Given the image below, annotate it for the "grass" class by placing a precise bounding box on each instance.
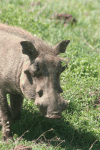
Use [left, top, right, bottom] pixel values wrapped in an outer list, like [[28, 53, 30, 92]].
[[0, 0, 100, 149]]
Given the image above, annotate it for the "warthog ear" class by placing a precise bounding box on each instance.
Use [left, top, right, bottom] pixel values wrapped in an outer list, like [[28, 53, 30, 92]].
[[20, 41, 38, 59], [53, 40, 70, 55]]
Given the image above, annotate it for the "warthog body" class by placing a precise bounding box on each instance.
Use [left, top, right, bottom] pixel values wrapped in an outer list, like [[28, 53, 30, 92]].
[[0, 23, 70, 141]]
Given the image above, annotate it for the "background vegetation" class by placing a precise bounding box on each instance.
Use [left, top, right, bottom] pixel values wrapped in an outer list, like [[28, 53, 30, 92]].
[[0, 0, 100, 149]]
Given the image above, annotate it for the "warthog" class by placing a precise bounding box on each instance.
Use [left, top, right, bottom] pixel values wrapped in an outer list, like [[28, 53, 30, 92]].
[[0, 23, 70, 141]]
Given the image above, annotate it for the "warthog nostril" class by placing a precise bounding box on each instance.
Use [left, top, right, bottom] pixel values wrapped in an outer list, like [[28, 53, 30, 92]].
[[38, 90, 43, 97]]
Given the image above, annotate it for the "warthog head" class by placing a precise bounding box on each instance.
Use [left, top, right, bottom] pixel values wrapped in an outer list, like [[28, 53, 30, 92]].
[[20, 40, 70, 119]]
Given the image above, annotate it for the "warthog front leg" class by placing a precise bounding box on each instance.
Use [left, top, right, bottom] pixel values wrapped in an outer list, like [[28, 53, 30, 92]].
[[9, 94, 23, 122], [0, 90, 13, 141]]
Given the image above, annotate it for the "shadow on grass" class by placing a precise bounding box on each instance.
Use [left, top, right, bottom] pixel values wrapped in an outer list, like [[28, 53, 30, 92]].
[[11, 107, 100, 150]]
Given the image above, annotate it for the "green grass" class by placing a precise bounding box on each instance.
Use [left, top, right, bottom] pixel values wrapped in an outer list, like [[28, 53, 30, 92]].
[[0, 0, 100, 149]]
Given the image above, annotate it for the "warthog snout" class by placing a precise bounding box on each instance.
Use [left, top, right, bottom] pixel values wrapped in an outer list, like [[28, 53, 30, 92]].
[[35, 94, 69, 119]]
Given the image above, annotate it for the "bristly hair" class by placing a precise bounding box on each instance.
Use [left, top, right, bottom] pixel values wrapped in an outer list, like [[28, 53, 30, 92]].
[[0, 23, 33, 41]]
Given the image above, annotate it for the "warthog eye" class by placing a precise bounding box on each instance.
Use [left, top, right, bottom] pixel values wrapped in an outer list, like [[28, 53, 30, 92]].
[[35, 62, 39, 72], [30, 62, 40, 75], [24, 61, 40, 77], [57, 62, 63, 74], [32, 62, 43, 77]]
